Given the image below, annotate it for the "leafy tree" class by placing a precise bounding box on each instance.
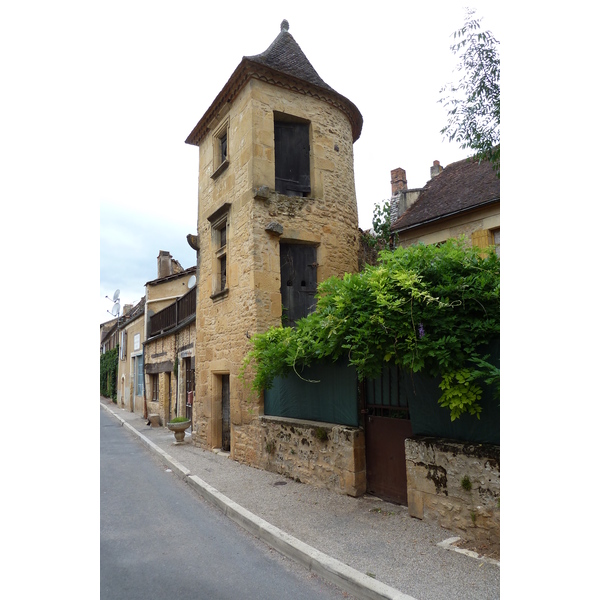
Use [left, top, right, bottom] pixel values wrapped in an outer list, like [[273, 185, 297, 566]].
[[241, 238, 499, 420], [439, 8, 500, 173], [366, 198, 392, 249]]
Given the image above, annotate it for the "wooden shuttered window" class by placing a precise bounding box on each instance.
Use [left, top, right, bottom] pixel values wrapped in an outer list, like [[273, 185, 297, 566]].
[[280, 243, 317, 327], [274, 120, 310, 196]]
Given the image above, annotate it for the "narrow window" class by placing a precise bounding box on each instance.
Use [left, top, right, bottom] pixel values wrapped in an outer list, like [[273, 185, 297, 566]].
[[219, 132, 227, 165], [152, 374, 159, 402], [211, 118, 230, 179], [274, 117, 310, 196], [208, 203, 231, 300], [219, 254, 227, 292]]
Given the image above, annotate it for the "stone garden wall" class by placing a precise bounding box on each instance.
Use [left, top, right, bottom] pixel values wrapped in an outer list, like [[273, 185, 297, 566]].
[[256, 415, 366, 497], [405, 436, 500, 549]]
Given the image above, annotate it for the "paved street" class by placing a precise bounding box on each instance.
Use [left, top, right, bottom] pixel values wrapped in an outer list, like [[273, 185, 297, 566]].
[[100, 408, 357, 599]]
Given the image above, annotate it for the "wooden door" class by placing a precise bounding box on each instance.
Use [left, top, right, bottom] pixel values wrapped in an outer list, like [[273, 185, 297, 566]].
[[221, 375, 230, 452], [185, 358, 194, 421]]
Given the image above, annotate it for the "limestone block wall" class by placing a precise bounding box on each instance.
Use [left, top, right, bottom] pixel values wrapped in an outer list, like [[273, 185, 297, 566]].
[[192, 78, 360, 466], [405, 437, 500, 548], [145, 334, 176, 424], [252, 416, 366, 497]]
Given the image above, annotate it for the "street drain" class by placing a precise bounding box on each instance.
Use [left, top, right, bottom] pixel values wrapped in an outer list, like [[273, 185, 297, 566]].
[[274, 481, 287, 486]]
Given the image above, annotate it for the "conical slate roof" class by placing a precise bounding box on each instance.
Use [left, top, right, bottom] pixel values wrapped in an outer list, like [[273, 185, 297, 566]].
[[244, 19, 334, 93], [186, 20, 362, 145]]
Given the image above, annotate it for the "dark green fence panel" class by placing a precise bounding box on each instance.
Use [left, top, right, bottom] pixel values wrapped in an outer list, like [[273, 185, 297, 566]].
[[401, 340, 500, 445], [264, 360, 359, 427]]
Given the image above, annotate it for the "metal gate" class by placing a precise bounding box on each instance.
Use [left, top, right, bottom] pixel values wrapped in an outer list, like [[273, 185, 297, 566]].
[[364, 366, 413, 505]]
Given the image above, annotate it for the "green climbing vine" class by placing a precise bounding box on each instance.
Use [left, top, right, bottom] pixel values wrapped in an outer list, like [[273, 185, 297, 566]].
[[241, 238, 499, 420], [100, 347, 119, 402]]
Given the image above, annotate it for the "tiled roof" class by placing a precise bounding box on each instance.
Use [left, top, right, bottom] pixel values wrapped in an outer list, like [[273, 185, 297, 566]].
[[390, 156, 500, 233], [185, 20, 362, 145], [146, 266, 196, 286]]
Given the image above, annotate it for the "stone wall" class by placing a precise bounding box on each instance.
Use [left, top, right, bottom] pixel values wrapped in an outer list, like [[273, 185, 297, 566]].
[[144, 321, 196, 425], [405, 437, 499, 548], [192, 77, 360, 462], [253, 416, 366, 497]]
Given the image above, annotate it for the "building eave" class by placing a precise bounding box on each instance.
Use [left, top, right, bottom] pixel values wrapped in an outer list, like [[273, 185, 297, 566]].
[[185, 58, 362, 147], [391, 197, 500, 235]]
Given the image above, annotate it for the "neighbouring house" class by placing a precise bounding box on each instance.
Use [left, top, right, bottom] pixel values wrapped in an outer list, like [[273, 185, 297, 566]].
[[144, 280, 197, 426], [389, 155, 500, 254], [100, 318, 119, 354], [142, 252, 196, 421], [387, 155, 500, 551], [184, 20, 366, 495], [102, 250, 194, 416], [116, 298, 145, 412]]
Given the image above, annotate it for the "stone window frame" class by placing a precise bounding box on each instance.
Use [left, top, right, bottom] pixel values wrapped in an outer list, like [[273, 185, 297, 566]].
[[211, 117, 230, 180], [208, 203, 231, 301]]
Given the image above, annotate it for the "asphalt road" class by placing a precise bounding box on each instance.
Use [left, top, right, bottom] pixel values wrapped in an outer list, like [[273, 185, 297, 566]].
[[100, 409, 356, 600]]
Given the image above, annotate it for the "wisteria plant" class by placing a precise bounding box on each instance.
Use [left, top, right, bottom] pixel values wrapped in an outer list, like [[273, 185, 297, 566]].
[[241, 238, 499, 420]]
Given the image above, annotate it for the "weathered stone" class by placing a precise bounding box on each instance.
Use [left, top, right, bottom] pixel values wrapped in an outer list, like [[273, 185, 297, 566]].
[[405, 437, 499, 547]]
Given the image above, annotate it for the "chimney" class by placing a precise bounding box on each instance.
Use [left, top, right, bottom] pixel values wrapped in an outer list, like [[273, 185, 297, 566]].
[[430, 160, 444, 178], [157, 250, 174, 279], [122, 304, 133, 316], [391, 167, 407, 196]]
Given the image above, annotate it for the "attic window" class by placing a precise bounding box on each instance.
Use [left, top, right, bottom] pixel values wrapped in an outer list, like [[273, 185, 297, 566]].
[[274, 115, 311, 197]]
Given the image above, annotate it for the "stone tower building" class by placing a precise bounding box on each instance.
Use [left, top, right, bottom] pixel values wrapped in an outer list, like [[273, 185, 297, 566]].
[[185, 21, 363, 466]]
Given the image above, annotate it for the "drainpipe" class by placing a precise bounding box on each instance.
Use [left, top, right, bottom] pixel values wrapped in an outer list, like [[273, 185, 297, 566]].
[[142, 344, 148, 419]]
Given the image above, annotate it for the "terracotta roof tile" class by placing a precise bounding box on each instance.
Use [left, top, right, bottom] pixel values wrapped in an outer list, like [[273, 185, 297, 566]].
[[391, 156, 500, 233]]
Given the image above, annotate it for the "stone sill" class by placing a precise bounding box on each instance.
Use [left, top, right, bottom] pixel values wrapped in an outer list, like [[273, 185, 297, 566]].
[[210, 288, 229, 302], [210, 159, 229, 180]]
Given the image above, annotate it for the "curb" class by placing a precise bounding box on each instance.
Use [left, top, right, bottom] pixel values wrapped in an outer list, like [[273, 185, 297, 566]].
[[101, 403, 417, 600]]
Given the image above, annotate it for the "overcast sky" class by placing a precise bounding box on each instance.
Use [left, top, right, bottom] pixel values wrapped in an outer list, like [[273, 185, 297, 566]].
[[4, 1, 502, 324], [4, 3, 600, 591], [89, 1, 506, 324]]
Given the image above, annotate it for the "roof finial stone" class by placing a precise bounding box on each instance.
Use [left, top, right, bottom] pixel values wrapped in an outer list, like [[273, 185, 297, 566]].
[[281, 19, 289, 32]]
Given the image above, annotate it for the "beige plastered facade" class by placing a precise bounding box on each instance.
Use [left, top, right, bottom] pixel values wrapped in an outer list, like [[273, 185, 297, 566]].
[[394, 203, 500, 251], [116, 313, 145, 415], [191, 78, 362, 492], [146, 271, 196, 322]]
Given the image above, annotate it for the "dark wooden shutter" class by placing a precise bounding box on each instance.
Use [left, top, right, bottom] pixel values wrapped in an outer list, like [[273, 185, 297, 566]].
[[274, 121, 310, 195], [280, 244, 317, 326]]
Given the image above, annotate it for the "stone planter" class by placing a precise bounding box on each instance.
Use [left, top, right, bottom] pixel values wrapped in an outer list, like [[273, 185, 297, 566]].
[[166, 420, 191, 444]]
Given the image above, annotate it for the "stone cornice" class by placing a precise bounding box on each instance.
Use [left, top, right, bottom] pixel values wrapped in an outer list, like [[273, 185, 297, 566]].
[[185, 58, 362, 146]]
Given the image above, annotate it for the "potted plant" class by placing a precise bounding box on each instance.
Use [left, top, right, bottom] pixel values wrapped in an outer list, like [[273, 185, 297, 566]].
[[167, 416, 191, 444]]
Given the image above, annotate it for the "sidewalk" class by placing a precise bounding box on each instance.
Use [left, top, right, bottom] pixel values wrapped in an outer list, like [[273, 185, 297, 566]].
[[100, 398, 499, 600]]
